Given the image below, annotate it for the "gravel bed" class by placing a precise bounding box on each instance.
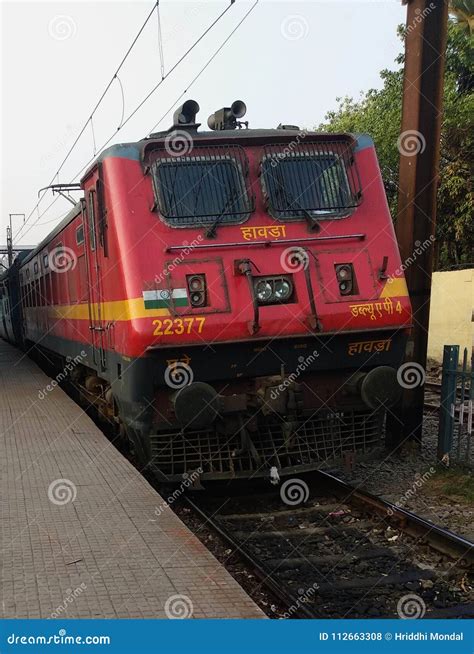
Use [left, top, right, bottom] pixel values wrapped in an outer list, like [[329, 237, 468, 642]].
[[336, 412, 474, 541]]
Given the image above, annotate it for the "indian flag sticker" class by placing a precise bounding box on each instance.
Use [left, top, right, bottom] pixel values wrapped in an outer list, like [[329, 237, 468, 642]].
[[143, 288, 188, 309]]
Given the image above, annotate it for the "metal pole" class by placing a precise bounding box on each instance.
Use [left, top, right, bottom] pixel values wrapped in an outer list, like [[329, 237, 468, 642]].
[[386, 0, 449, 447], [7, 213, 25, 267], [6, 225, 12, 267], [437, 345, 459, 461]]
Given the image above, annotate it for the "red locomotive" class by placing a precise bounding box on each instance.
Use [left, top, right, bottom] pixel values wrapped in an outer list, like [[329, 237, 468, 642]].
[[0, 100, 412, 482]]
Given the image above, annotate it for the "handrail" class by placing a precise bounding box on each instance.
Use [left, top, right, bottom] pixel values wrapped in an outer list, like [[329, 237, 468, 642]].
[[165, 233, 365, 252]]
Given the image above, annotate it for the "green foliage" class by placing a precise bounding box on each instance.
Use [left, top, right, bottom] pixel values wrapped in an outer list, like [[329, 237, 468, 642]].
[[318, 21, 473, 269], [448, 0, 474, 34], [426, 466, 474, 503]]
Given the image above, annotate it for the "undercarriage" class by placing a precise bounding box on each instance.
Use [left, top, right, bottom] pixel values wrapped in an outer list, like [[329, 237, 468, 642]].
[[148, 408, 385, 482]]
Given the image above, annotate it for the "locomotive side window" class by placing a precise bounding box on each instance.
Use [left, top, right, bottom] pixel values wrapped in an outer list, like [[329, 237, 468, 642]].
[[76, 224, 85, 245], [151, 155, 252, 227], [87, 191, 97, 251], [96, 177, 108, 256]]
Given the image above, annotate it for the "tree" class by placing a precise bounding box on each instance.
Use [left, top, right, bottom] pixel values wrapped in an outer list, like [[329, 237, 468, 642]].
[[318, 17, 473, 269], [449, 0, 474, 33]]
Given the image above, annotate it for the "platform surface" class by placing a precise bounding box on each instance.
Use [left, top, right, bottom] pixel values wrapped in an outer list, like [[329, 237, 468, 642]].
[[0, 340, 264, 619]]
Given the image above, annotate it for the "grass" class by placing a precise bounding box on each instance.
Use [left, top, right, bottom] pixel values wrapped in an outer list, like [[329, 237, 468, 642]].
[[425, 466, 474, 504]]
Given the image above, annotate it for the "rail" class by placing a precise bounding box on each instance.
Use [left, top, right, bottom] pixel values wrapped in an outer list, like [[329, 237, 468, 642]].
[[183, 470, 473, 618]]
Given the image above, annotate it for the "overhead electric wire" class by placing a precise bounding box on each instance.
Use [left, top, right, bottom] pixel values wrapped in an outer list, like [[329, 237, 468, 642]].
[[15, 0, 249, 245], [156, 0, 165, 79], [27, 0, 241, 210], [14, 0, 160, 243], [33, 211, 73, 227], [93, 0, 236, 136], [14, 0, 236, 245], [115, 75, 126, 129], [147, 0, 259, 136]]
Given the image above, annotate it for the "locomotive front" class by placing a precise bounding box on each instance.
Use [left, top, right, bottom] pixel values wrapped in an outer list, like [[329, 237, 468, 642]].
[[91, 100, 412, 483]]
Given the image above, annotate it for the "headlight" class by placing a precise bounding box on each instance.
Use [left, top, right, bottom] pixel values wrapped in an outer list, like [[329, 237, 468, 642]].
[[254, 276, 293, 305], [255, 280, 273, 302], [273, 278, 292, 301]]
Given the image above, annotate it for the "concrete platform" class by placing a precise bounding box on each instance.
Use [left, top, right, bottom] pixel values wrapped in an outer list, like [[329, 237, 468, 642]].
[[0, 340, 264, 619]]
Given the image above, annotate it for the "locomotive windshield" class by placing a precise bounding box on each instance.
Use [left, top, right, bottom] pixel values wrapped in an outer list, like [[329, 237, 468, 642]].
[[262, 152, 358, 221], [152, 156, 252, 227]]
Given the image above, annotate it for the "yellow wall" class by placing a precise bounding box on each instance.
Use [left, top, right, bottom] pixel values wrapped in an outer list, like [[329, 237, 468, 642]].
[[427, 269, 474, 362]]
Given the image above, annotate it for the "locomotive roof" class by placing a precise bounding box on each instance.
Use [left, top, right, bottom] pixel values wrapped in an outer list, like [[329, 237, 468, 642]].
[[20, 202, 82, 268], [18, 129, 373, 270], [81, 129, 373, 181]]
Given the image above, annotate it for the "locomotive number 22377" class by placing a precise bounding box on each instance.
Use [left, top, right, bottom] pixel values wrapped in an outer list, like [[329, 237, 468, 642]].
[[152, 317, 206, 336]]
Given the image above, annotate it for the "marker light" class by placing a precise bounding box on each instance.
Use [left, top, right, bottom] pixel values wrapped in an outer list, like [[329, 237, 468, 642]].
[[335, 264, 355, 296], [187, 274, 207, 307]]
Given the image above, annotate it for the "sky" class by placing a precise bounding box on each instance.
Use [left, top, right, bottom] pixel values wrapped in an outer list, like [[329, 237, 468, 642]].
[[1, 0, 407, 248]]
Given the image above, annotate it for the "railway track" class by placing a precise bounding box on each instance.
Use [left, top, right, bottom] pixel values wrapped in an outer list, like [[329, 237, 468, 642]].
[[424, 379, 472, 413], [184, 471, 473, 619], [424, 381, 445, 412], [424, 380, 441, 402]]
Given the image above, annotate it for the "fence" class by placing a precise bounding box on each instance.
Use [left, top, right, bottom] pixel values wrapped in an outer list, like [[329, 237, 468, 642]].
[[438, 345, 473, 466]]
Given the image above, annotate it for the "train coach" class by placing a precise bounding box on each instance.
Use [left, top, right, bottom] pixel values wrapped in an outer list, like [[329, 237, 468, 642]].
[[1, 100, 412, 483]]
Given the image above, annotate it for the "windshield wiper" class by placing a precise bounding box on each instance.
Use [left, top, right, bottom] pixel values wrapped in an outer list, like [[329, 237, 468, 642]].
[[272, 166, 320, 232], [205, 186, 242, 239]]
